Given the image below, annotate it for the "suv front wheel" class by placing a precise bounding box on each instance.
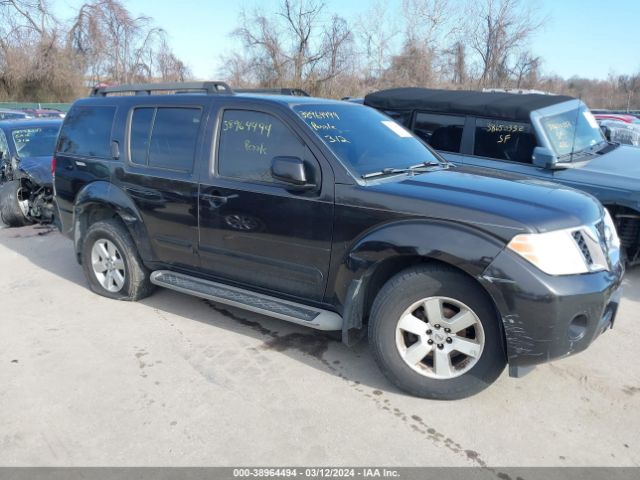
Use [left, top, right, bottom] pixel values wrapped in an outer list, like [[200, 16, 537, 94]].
[[81, 219, 155, 301], [369, 264, 506, 400]]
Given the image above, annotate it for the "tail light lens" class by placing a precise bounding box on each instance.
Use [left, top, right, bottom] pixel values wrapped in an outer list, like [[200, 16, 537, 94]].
[[51, 157, 56, 176]]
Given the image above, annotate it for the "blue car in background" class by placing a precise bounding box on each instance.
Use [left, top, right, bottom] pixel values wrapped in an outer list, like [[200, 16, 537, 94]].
[[0, 118, 62, 226], [362, 88, 640, 265]]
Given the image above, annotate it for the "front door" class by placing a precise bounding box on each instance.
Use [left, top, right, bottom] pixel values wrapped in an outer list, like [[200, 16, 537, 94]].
[[198, 107, 334, 302]]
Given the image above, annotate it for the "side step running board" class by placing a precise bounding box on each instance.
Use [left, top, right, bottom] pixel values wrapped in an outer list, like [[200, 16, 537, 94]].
[[150, 270, 343, 331]]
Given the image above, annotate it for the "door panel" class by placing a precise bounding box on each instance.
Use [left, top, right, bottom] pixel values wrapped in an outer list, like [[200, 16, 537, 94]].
[[198, 107, 333, 302], [199, 183, 332, 300], [118, 105, 204, 270], [114, 168, 199, 269]]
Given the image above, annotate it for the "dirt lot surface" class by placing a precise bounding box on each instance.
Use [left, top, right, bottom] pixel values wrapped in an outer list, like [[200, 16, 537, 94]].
[[0, 224, 638, 467]]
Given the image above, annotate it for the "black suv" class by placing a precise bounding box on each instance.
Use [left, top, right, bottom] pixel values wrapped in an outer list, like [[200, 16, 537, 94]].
[[53, 82, 623, 399]]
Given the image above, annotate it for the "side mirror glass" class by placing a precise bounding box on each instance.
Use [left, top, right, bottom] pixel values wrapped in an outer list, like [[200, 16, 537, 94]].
[[532, 146, 559, 169], [271, 156, 316, 189]]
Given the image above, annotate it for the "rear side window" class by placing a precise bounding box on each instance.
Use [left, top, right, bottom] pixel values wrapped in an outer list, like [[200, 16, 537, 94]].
[[128, 107, 202, 171], [413, 113, 465, 153], [217, 109, 308, 183], [473, 119, 536, 164], [382, 110, 412, 128], [57, 105, 115, 158], [129, 108, 154, 165]]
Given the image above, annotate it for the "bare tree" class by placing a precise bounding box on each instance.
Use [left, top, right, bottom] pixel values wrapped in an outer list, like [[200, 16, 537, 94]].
[[511, 50, 540, 88], [68, 0, 186, 85], [225, 0, 353, 95], [0, 0, 81, 100], [618, 74, 640, 112], [355, 0, 398, 83], [465, 0, 544, 87]]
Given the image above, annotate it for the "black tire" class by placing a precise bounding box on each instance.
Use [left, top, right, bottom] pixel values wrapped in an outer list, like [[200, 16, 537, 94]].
[[368, 264, 506, 400], [81, 219, 155, 301], [0, 180, 32, 227]]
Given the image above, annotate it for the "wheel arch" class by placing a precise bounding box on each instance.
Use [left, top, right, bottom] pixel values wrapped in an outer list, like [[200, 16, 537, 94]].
[[72, 181, 152, 265], [602, 203, 640, 264], [335, 219, 509, 346]]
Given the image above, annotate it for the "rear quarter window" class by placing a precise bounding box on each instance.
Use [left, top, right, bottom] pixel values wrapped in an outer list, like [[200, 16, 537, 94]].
[[57, 105, 115, 158]]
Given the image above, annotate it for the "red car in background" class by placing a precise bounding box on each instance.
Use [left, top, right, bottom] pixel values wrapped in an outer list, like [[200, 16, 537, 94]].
[[19, 108, 66, 119], [594, 113, 640, 124]]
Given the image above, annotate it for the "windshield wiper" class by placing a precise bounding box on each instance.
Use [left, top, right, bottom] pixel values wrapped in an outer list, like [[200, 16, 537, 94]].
[[361, 161, 446, 179]]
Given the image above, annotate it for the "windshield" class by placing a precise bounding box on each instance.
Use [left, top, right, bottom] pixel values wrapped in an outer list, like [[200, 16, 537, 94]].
[[11, 126, 59, 158], [540, 106, 605, 158], [292, 103, 442, 177]]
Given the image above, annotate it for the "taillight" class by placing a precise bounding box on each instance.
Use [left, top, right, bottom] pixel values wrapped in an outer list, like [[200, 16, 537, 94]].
[[51, 157, 56, 176]]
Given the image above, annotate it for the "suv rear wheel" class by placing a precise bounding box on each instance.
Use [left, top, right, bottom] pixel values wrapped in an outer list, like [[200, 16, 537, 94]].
[[368, 264, 506, 400], [81, 219, 155, 301]]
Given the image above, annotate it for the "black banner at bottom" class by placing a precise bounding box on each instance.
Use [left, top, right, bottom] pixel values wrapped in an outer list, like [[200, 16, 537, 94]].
[[0, 468, 638, 480]]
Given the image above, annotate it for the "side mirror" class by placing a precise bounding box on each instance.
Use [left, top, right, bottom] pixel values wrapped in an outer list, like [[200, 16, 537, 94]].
[[271, 156, 316, 189], [532, 146, 561, 169]]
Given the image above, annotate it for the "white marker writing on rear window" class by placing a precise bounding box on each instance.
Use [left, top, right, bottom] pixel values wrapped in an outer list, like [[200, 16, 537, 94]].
[[381, 120, 412, 138]]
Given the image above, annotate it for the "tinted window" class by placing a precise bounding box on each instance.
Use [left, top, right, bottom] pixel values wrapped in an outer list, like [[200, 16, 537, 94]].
[[57, 105, 115, 158], [129, 108, 154, 165], [218, 110, 308, 183], [11, 126, 60, 158], [382, 110, 412, 127], [128, 107, 202, 171], [414, 113, 465, 153], [473, 119, 536, 164], [148, 108, 201, 171], [293, 104, 442, 178]]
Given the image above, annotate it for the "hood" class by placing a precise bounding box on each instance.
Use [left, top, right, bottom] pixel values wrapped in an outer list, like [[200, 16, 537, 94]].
[[571, 145, 640, 192], [17, 156, 53, 186], [361, 165, 602, 238]]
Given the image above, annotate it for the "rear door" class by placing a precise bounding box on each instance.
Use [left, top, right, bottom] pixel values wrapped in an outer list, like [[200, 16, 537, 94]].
[[116, 102, 206, 270], [197, 105, 334, 302]]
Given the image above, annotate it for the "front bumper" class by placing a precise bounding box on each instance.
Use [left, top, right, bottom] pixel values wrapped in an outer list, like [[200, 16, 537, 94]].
[[479, 249, 624, 372]]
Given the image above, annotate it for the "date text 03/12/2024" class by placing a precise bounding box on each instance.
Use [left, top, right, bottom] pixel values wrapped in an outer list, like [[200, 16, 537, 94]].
[[232, 468, 401, 478]]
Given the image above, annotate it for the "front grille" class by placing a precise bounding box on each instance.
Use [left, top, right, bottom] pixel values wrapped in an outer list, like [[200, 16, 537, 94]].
[[572, 231, 594, 266]]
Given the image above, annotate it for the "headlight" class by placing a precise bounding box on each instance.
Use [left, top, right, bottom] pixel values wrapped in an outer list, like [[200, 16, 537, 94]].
[[507, 229, 591, 275], [603, 209, 621, 250]]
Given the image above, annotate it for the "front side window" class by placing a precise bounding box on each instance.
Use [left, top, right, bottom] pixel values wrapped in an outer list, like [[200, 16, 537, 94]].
[[11, 126, 60, 158], [473, 119, 536, 164], [57, 105, 115, 158], [293, 103, 442, 178], [540, 106, 605, 158], [414, 113, 465, 153], [218, 109, 308, 183], [128, 107, 202, 171]]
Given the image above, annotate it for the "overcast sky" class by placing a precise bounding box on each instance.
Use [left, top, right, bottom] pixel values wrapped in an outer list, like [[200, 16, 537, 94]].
[[53, 0, 640, 80]]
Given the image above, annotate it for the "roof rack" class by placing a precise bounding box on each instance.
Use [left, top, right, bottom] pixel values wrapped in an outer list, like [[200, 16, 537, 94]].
[[235, 88, 310, 97], [90, 81, 234, 97]]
